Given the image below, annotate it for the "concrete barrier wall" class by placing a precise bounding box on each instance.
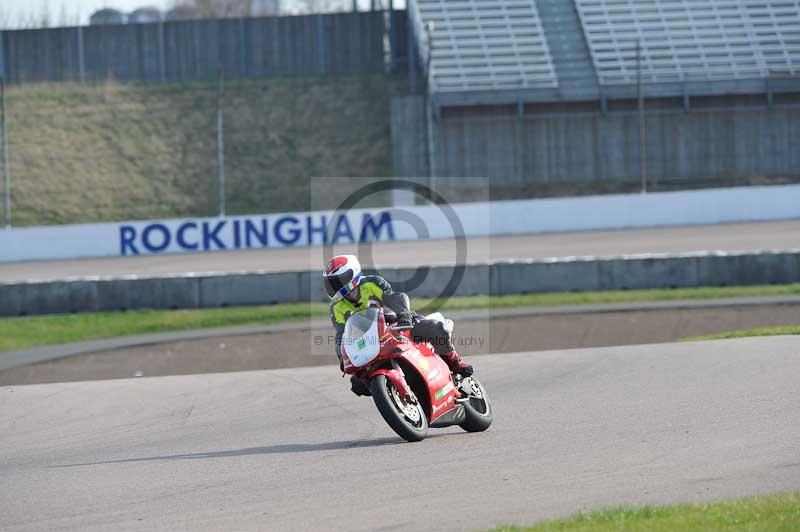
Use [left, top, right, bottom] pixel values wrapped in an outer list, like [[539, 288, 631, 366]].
[[436, 95, 800, 186], [2, 251, 799, 316]]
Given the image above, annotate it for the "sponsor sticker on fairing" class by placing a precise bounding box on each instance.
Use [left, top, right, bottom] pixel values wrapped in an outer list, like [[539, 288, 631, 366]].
[[432, 396, 454, 415], [426, 367, 442, 383], [434, 382, 455, 400]]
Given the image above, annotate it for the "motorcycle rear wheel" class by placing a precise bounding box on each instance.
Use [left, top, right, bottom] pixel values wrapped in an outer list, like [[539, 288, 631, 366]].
[[370, 375, 428, 442], [459, 376, 493, 433]]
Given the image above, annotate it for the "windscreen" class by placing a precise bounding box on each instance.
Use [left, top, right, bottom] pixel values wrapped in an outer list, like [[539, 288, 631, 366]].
[[342, 308, 381, 367]]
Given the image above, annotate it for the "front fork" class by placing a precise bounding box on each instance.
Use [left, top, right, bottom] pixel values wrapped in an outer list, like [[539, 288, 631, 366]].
[[365, 360, 413, 400]]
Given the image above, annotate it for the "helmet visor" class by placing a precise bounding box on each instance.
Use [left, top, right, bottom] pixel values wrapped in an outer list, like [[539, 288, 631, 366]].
[[323, 270, 354, 299]]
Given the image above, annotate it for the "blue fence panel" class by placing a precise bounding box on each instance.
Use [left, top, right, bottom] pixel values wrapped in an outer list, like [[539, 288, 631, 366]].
[[0, 11, 398, 85]]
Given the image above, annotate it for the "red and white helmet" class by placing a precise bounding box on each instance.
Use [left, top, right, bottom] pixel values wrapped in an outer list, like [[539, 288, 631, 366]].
[[323, 255, 362, 301]]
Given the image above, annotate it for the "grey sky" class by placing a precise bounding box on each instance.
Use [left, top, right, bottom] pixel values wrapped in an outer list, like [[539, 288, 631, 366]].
[[1, 1, 169, 26], [0, 0, 392, 28]]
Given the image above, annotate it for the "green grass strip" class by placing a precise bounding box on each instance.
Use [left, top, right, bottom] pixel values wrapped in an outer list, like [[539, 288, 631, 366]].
[[684, 325, 800, 342], [1, 283, 800, 353], [492, 492, 800, 531], [421, 283, 800, 311], [0, 303, 324, 353]]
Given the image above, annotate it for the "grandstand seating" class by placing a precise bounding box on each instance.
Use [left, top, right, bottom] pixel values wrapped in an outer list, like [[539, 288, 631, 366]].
[[408, 0, 559, 92], [574, 0, 800, 85]]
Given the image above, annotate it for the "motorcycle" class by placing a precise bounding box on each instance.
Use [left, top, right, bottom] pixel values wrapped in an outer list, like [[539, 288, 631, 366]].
[[341, 307, 493, 442]]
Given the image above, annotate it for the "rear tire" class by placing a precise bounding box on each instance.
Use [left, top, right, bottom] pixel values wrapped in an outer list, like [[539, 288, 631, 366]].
[[459, 376, 493, 433], [370, 375, 428, 442]]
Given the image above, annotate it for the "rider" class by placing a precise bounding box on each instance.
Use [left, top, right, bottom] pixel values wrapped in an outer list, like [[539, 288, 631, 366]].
[[323, 254, 473, 396]]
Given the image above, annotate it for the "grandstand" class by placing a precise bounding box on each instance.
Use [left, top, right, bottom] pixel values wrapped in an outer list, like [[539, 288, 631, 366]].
[[408, 0, 558, 92], [576, 0, 800, 88], [408, 0, 800, 102], [400, 0, 800, 188]]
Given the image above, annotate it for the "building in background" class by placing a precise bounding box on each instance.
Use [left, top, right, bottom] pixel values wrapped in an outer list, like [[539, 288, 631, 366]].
[[129, 7, 163, 24], [254, 0, 281, 16], [89, 8, 126, 25], [164, 5, 199, 21]]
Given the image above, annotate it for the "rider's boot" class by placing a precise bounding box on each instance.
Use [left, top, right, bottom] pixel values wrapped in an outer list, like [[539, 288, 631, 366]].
[[440, 350, 473, 377]]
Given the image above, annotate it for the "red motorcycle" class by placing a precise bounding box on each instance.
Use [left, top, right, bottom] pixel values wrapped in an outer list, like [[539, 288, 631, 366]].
[[341, 307, 493, 442]]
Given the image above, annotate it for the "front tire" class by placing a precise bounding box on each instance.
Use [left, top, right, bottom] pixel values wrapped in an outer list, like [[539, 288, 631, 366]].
[[459, 376, 493, 433], [370, 375, 428, 442]]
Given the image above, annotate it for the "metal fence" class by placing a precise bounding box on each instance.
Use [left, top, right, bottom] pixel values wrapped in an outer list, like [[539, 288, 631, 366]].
[[0, 10, 408, 85]]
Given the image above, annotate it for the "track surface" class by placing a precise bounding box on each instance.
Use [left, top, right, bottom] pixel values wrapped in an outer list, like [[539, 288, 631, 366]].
[[2, 337, 798, 531], [2, 220, 799, 282]]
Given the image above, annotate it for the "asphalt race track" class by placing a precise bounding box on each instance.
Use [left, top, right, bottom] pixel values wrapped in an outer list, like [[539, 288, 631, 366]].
[[2, 220, 800, 282], [2, 337, 798, 531]]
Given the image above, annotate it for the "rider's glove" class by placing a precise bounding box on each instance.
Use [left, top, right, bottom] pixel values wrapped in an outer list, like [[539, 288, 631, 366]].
[[396, 310, 414, 327], [384, 308, 399, 324]]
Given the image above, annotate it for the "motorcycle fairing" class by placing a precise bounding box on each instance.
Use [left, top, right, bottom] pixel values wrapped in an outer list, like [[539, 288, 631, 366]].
[[429, 404, 465, 428], [396, 347, 460, 424]]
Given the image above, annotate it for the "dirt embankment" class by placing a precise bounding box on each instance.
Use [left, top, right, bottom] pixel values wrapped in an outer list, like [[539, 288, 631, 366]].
[[7, 76, 395, 226]]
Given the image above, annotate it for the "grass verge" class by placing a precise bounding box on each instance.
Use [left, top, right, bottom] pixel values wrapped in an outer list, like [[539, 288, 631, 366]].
[[684, 325, 800, 342], [492, 492, 800, 531], [1, 283, 800, 352]]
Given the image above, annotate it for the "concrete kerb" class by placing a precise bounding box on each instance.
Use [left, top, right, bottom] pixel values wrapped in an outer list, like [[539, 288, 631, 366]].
[[199, 271, 302, 307], [597, 254, 702, 290], [695, 250, 800, 287], [97, 276, 201, 311], [1, 250, 800, 316], [381, 264, 492, 298]]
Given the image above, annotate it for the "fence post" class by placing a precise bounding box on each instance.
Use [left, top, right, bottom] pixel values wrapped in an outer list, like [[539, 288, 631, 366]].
[[388, 5, 396, 73], [158, 22, 167, 83], [239, 18, 247, 78], [77, 26, 86, 83], [315, 15, 326, 75], [407, 16, 416, 93], [637, 40, 647, 194], [1, 77, 9, 228], [0, 31, 5, 81], [425, 28, 437, 183], [216, 65, 226, 217], [515, 101, 525, 181]]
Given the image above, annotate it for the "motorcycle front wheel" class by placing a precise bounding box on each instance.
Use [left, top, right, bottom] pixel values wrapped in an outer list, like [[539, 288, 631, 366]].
[[370, 375, 428, 442]]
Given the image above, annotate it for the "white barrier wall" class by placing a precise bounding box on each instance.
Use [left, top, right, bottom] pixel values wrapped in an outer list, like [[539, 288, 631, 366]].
[[1, 184, 799, 263]]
